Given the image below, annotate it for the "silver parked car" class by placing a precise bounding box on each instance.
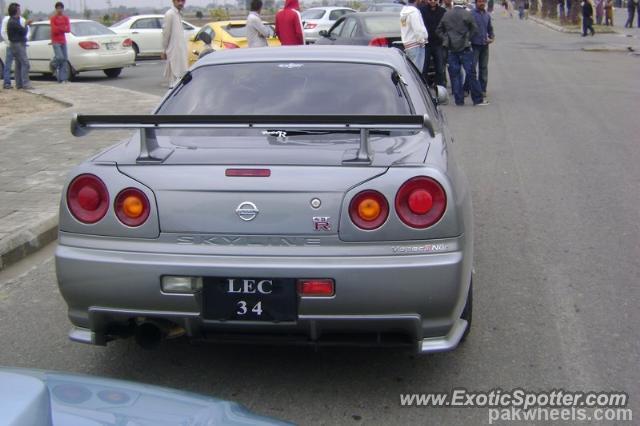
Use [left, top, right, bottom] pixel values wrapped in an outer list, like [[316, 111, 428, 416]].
[[56, 46, 473, 354], [300, 7, 356, 43]]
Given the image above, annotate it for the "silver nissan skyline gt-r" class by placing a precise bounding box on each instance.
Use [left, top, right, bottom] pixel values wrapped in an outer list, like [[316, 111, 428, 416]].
[[55, 45, 473, 354]]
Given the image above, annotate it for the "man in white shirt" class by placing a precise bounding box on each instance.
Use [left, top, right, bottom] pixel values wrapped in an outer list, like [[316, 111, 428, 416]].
[[400, 0, 428, 72], [161, 0, 188, 88], [246, 0, 272, 48]]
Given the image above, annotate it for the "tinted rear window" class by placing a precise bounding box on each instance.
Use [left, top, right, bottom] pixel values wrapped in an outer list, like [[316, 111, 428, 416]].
[[301, 9, 326, 19], [71, 21, 115, 36], [158, 62, 411, 116], [363, 16, 401, 34], [225, 25, 247, 37]]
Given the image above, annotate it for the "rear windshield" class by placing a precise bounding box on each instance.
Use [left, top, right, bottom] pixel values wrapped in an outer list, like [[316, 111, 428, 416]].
[[158, 62, 412, 116], [301, 9, 326, 19], [225, 25, 247, 37], [71, 21, 115, 36], [363, 16, 401, 34]]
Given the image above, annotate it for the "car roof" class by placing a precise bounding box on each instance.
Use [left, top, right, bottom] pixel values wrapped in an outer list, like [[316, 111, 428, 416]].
[[194, 45, 407, 69], [303, 6, 356, 11], [32, 19, 97, 25], [208, 20, 248, 26]]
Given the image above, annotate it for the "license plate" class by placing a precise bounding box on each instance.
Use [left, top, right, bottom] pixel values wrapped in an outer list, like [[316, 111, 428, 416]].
[[105, 43, 115, 50], [203, 277, 297, 321]]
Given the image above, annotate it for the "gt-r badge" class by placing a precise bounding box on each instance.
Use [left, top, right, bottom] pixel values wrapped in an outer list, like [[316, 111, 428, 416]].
[[236, 201, 259, 221], [313, 216, 331, 231]]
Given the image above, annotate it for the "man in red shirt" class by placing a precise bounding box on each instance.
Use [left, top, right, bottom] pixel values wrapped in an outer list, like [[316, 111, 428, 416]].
[[50, 2, 71, 83], [275, 0, 304, 45]]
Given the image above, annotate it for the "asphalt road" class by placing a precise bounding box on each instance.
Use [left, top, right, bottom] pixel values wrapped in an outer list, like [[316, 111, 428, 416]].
[[2, 16, 640, 425]]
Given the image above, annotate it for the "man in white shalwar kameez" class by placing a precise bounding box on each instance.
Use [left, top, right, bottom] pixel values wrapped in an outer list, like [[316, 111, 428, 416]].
[[161, 0, 188, 88]]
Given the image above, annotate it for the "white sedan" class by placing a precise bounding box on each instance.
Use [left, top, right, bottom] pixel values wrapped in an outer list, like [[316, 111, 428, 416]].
[[0, 19, 135, 79], [110, 14, 198, 58], [301, 7, 356, 43]]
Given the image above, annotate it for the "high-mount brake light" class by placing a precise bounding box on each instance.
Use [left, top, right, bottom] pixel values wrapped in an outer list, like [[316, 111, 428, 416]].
[[368, 37, 389, 47], [349, 190, 389, 230], [79, 41, 100, 50], [66, 174, 109, 224], [115, 188, 150, 227], [395, 177, 446, 228], [225, 168, 271, 177]]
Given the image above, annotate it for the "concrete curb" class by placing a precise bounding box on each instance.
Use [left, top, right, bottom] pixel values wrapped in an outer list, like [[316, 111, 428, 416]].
[[0, 214, 58, 270]]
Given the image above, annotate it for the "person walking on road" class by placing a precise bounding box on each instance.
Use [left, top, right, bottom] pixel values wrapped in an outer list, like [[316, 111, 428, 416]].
[[582, 0, 595, 36], [6, 2, 33, 90], [50, 2, 71, 83], [246, 0, 272, 48], [161, 0, 188, 88], [2, 2, 28, 89], [436, 0, 487, 106], [401, 0, 428, 72], [275, 0, 304, 45], [468, 0, 494, 97], [419, 0, 447, 86], [624, 0, 638, 27]]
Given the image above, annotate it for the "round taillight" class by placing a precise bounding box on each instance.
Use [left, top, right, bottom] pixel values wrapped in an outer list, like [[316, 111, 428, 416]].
[[395, 177, 446, 228], [66, 174, 109, 224], [349, 190, 389, 230], [115, 188, 150, 227]]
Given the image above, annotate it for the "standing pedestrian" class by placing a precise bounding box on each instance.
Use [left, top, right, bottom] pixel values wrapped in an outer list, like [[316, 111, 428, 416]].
[[624, 0, 638, 27], [401, 0, 428, 72], [419, 0, 447, 86], [246, 0, 272, 48], [437, 0, 487, 106], [604, 0, 613, 25], [275, 0, 304, 45], [6, 2, 32, 90], [2, 2, 28, 89], [595, 0, 604, 24], [50, 2, 70, 83], [161, 0, 188, 88], [582, 0, 595, 35], [468, 0, 494, 97]]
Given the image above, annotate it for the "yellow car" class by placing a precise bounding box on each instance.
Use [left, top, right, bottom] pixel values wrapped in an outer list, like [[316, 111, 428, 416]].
[[188, 20, 281, 65]]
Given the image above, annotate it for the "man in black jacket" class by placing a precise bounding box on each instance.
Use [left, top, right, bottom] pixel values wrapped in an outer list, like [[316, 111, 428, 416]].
[[419, 0, 447, 87], [7, 2, 33, 89]]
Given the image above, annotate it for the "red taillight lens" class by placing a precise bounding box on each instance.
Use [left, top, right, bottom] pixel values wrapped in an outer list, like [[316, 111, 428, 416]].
[[79, 41, 100, 50], [122, 38, 133, 47], [297, 279, 335, 296], [368, 37, 389, 47], [114, 188, 150, 227], [349, 190, 389, 230], [223, 41, 239, 49], [395, 177, 446, 228], [225, 168, 271, 177], [66, 174, 109, 224], [304, 22, 317, 29]]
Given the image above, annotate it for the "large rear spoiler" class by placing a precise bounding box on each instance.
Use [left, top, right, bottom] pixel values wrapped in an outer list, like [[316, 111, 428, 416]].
[[71, 114, 435, 164]]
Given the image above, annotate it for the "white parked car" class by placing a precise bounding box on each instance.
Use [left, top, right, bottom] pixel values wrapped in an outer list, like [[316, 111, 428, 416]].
[[0, 19, 135, 79], [300, 7, 356, 43], [110, 14, 199, 58]]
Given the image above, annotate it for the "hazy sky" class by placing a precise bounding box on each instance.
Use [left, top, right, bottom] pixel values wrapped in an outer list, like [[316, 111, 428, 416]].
[[16, 1, 212, 13]]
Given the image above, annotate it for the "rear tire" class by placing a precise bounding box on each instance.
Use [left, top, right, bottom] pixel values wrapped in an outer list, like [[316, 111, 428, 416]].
[[104, 68, 122, 78], [132, 43, 140, 60]]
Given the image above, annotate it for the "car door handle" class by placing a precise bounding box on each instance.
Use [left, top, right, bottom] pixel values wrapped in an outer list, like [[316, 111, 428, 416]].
[[132, 31, 139, 34], [48, 42, 52, 45]]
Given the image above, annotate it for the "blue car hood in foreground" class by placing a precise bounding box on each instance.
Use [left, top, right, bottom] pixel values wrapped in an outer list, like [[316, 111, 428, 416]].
[[0, 367, 292, 426]]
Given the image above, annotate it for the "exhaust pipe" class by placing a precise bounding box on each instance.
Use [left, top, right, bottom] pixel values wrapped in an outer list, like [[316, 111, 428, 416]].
[[134, 320, 186, 350]]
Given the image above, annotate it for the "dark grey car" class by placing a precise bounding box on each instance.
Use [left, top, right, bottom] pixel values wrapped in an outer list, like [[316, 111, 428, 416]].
[[56, 46, 473, 354]]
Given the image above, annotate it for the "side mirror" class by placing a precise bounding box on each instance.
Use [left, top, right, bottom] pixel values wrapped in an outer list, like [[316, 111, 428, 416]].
[[319, 30, 329, 37], [435, 85, 449, 105], [196, 32, 212, 45]]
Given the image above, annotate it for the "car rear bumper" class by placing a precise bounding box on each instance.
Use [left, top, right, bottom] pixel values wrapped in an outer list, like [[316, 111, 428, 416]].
[[72, 49, 135, 72], [56, 233, 472, 354]]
